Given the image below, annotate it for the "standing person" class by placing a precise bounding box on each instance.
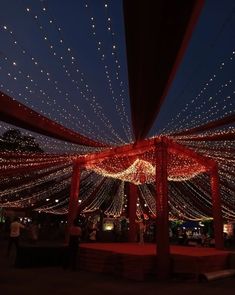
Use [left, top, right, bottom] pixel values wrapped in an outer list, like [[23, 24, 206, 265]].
[[136, 214, 146, 244], [88, 228, 97, 242], [29, 221, 39, 244], [64, 218, 82, 271], [7, 217, 25, 257]]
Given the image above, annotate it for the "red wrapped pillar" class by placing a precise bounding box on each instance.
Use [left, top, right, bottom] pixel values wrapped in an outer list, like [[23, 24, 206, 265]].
[[128, 182, 138, 242], [210, 164, 224, 249], [155, 139, 171, 279], [66, 161, 81, 242]]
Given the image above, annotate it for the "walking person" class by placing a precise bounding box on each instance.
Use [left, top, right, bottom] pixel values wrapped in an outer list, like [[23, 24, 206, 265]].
[[64, 218, 82, 271], [7, 217, 25, 257]]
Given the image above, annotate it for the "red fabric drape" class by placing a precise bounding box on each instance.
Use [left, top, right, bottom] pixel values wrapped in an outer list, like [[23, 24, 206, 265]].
[[123, 0, 205, 141], [0, 92, 108, 147], [171, 114, 235, 137], [167, 138, 214, 169], [175, 131, 235, 142]]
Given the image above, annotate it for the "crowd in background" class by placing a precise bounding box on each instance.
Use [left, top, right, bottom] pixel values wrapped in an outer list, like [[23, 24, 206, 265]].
[[0, 213, 234, 249]]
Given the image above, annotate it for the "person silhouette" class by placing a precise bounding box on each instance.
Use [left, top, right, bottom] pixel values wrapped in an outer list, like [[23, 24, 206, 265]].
[[136, 214, 146, 244], [7, 217, 25, 257], [64, 218, 82, 271]]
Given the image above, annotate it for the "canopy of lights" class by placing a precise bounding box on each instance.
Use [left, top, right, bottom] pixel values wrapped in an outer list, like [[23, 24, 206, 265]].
[[0, 0, 234, 221]]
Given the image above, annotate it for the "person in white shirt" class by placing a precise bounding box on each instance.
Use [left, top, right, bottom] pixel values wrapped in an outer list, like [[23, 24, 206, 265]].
[[7, 217, 25, 256], [136, 214, 146, 244]]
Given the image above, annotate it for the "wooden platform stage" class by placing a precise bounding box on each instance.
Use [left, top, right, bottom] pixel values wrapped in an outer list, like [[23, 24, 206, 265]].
[[15, 242, 233, 281], [79, 243, 232, 280]]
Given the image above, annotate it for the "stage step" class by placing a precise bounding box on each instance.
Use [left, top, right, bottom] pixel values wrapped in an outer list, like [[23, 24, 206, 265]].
[[172, 251, 230, 279], [198, 269, 235, 282]]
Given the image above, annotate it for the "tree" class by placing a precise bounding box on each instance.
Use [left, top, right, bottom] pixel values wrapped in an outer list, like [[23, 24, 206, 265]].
[[0, 129, 44, 153]]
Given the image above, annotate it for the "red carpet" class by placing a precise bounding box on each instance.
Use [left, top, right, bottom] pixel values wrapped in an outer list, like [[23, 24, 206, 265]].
[[79, 243, 231, 280]]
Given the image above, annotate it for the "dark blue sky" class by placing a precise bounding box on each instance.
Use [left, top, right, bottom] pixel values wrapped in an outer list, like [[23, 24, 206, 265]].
[[153, 0, 235, 135], [0, 0, 235, 149]]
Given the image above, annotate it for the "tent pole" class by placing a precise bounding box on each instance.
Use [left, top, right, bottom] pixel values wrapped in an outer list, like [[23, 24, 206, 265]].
[[155, 139, 171, 279], [66, 161, 81, 243], [210, 164, 224, 249]]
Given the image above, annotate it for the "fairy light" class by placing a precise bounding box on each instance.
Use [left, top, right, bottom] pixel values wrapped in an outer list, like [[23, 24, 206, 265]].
[[138, 184, 156, 216], [0, 46, 113, 144], [79, 171, 105, 204], [84, 1, 132, 142], [1, 178, 70, 208], [169, 183, 210, 220], [194, 175, 235, 218], [0, 165, 72, 199], [24, 3, 126, 145], [0, 147, 74, 176], [36, 198, 69, 212], [0, 131, 234, 219], [0, 3, 234, 219], [83, 178, 116, 212], [0, 162, 70, 189], [171, 138, 235, 219], [85, 150, 207, 185], [2, 43, 107, 146], [159, 50, 235, 135], [104, 180, 124, 216], [0, 121, 97, 155]]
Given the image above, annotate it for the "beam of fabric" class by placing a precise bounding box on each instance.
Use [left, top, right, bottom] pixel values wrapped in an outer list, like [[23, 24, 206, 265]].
[[0, 160, 69, 177], [123, 0, 205, 141], [175, 130, 235, 142], [0, 92, 108, 147], [171, 113, 235, 136], [167, 138, 215, 169]]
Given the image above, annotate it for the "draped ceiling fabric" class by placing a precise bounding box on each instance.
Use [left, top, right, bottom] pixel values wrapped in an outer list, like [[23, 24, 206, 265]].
[[171, 113, 235, 137], [0, 92, 108, 148], [0, 137, 215, 185], [77, 137, 215, 185], [0, 0, 206, 146], [175, 131, 235, 142], [0, 0, 232, 225], [123, 0, 205, 141]]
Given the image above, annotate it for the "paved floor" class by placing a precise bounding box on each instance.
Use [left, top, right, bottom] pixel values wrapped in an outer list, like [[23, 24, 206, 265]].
[[1, 241, 235, 295]]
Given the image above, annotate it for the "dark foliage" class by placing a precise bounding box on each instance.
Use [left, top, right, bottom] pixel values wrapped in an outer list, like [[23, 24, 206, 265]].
[[0, 129, 44, 153]]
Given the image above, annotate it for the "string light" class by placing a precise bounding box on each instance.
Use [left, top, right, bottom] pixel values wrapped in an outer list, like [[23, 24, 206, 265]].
[[159, 50, 235, 135], [84, 1, 132, 142], [24, 3, 127, 145], [0, 2, 234, 220], [104, 180, 124, 217], [0, 31, 115, 144]]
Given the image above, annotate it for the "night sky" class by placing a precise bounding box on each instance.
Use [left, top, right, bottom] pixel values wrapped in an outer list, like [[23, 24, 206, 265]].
[[0, 0, 235, 150]]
